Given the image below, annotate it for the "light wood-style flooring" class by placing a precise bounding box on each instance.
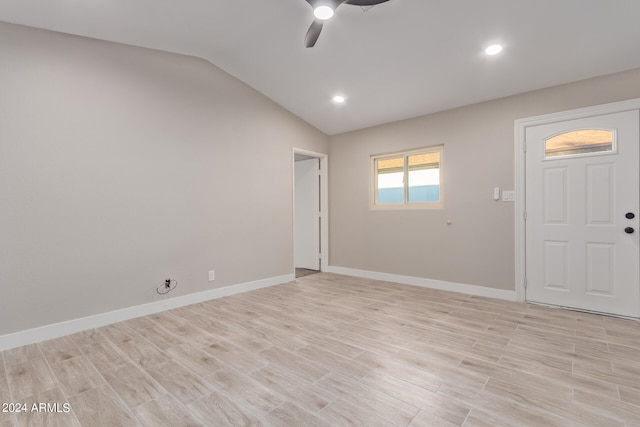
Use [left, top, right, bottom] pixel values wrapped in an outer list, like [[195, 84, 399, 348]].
[[295, 268, 320, 279], [2, 273, 640, 426]]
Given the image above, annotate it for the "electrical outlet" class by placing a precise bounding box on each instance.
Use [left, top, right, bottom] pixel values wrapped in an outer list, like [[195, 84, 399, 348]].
[[208, 270, 215, 282]]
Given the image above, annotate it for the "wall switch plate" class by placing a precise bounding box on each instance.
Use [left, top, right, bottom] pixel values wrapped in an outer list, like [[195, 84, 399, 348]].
[[502, 191, 515, 202], [208, 270, 215, 281], [493, 187, 500, 201]]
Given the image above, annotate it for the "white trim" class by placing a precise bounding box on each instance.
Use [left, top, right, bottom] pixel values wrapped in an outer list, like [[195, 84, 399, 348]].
[[326, 266, 516, 301], [514, 97, 640, 303], [292, 148, 329, 272], [0, 274, 294, 352]]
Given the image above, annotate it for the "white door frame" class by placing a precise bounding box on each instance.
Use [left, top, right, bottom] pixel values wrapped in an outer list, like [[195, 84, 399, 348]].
[[293, 148, 329, 272], [514, 97, 640, 302]]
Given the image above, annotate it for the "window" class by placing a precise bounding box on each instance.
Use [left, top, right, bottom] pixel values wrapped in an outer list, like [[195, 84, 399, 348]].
[[371, 145, 443, 209], [545, 129, 615, 159]]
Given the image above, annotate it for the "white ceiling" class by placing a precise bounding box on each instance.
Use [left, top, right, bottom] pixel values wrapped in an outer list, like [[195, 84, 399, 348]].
[[2, 0, 640, 135]]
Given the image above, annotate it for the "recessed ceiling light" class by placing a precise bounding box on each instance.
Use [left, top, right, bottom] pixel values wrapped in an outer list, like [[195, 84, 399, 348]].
[[485, 44, 503, 55], [332, 95, 345, 104], [314, 5, 335, 20]]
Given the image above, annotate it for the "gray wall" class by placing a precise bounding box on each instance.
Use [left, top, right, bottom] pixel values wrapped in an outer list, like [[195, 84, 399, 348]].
[[328, 67, 640, 291], [0, 22, 328, 336]]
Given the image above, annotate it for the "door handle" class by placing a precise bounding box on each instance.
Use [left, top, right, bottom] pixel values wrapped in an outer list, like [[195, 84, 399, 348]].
[[625, 227, 635, 234], [626, 212, 635, 219]]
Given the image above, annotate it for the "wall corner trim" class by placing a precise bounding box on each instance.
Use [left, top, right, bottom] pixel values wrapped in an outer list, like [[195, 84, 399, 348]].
[[0, 274, 294, 352], [326, 266, 517, 301]]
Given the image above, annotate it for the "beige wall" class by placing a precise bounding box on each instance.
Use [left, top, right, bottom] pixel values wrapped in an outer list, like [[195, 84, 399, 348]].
[[0, 22, 328, 336], [328, 67, 640, 291], [2, 19, 639, 337]]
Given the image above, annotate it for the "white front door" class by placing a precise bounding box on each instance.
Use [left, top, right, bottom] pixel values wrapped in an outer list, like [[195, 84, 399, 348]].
[[525, 109, 640, 317]]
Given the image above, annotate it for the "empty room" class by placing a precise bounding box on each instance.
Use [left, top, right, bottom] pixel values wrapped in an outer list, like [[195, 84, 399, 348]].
[[2, 0, 640, 426]]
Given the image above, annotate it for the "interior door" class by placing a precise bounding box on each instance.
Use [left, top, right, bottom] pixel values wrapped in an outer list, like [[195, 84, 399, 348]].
[[525, 110, 640, 317], [294, 158, 320, 271]]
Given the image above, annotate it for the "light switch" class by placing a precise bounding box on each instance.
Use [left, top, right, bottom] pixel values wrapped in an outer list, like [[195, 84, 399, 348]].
[[502, 191, 515, 202]]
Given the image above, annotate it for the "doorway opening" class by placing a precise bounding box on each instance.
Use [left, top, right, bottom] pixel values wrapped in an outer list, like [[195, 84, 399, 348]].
[[293, 149, 328, 279]]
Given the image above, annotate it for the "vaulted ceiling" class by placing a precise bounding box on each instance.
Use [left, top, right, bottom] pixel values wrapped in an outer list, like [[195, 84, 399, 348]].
[[2, 0, 640, 135]]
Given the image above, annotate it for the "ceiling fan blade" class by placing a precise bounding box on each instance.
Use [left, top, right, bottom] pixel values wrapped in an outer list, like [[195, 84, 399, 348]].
[[305, 19, 323, 48], [344, 0, 389, 5]]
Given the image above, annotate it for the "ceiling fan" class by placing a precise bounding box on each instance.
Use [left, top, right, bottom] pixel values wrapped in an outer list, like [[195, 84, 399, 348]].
[[304, 0, 390, 48]]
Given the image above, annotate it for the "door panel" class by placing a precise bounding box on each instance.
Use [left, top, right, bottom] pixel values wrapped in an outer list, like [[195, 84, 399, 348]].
[[544, 241, 568, 290], [543, 167, 567, 224], [586, 243, 614, 295], [586, 163, 613, 224], [525, 110, 640, 317]]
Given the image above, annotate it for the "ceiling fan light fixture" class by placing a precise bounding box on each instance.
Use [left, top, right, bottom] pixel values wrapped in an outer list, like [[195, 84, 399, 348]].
[[485, 44, 503, 56], [314, 5, 335, 20]]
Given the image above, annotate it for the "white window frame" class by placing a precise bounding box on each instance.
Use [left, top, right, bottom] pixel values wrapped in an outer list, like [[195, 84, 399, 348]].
[[370, 145, 444, 210]]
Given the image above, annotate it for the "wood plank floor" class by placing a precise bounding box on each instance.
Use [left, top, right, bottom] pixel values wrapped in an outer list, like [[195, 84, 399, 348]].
[[2, 273, 640, 426]]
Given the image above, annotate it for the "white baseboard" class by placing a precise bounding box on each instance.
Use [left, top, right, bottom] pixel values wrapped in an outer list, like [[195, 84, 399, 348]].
[[326, 266, 516, 301], [0, 274, 294, 352]]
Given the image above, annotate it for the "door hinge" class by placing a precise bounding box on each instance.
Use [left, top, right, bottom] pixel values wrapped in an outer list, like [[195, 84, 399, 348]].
[[523, 210, 527, 221], [523, 141, 527, 152], [524, 277, 528, 289]]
